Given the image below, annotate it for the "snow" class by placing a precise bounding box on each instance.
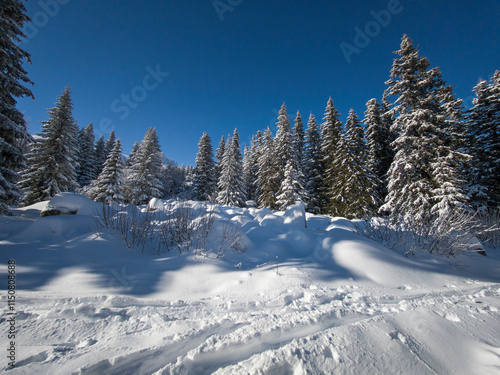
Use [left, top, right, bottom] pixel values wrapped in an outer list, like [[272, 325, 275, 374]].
[[1, 193, 500, 374]]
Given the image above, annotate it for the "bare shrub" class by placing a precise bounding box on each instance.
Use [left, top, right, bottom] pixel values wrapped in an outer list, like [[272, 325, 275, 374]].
[[94, 200, 244, 256], [216, 219, 245, 258], [354, 210, 488, 257], [476, 208, 500, 248]]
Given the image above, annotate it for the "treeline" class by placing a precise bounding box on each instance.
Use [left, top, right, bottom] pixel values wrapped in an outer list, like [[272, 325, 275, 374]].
[[193, 35, 499, 225], [17, 88, 194, 206]]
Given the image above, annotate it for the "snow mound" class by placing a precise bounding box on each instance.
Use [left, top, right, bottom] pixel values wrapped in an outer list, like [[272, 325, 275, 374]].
[[282, 201, 307, 228], [42, 192, 102, 216]]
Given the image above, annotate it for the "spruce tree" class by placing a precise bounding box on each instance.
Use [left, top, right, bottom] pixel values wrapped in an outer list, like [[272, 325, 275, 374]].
[[105, 130, 116, 157], [320, 98, 343, 214], [126, 127, 164, 205], [19, 87, 79, 205], [276, 160, 305, 210], [215, 135, 226, 187], [345, 109, 365, 158], [381, 35, 468, 224], [89, 139, 125, 204], [329, 134, 380, 219], [468, 71, 500, 210], [256, 127, 277, 208], [244, 133, 261, 202], [216, 129, 246, 207], [363, 98, 393, 201], [193, 132, 216, 201], [274, 103, 296, 186], [94, 135, 107, 177], [304, 113, 323, 213], [76, 123, 97, 187], [293, 110, 306, 172], [0, 0, 34, 212], [126, 141, 139, 168]]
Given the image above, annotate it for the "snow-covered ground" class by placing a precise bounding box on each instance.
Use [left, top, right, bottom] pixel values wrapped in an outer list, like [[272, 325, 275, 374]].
[[1, 193, 500, 374]]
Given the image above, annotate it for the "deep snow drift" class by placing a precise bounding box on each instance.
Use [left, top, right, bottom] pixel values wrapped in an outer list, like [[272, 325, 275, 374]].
[[1, 193, 500, 374]]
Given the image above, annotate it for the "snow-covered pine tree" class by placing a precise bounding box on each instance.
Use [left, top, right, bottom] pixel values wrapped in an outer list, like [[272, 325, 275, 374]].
[[104, 130, 116, 157], [328, 133, 380, 219], [215, 135, 226, 188], [381, 35, 469, 224], [468, 71, 500, 210], [242, 144, 250, 197], [256, 127, 277, 208], [304, 113, 323, 213], [243, 133, 261, 202], [276, 160, 305, 210], [94, 135, 107, 177], [193, 132, 216, 201], [19, 87, 79, 205], [345, 109, 366, 158], [126, 141, 139, 168], [216, 129, 246, 207], [0, 0, 34, 212], [363, 98, 393, 201], [125, 127, 164, 205], [76, 123, 97, 187], [274, 103, 297, 186], [320, 98, 343, 215], [293, 110, 306, 172], [89, 138, 125, 204]]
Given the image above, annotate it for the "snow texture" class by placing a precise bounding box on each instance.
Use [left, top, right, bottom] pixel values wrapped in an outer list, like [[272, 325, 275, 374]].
[[1, 193, 499, 374]]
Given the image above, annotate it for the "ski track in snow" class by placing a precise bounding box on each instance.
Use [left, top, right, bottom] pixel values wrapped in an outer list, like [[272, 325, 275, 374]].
[[1, 195, 500, 374]]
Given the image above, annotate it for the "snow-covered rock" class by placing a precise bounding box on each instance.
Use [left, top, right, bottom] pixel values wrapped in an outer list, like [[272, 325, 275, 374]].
[[40, 192, 101, 217], [147, 197, 164, 211]]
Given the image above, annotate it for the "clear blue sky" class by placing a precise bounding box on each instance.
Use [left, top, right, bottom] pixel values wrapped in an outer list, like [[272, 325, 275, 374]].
[[17, 0, 500, 166]]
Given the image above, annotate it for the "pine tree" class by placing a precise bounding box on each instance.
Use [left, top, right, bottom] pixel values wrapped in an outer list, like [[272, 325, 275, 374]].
[[276, 160, 305, 210], [304, 113, 323, 213], [104, 130, 116, 157], [328, 134, 380, 219], [468, 71, 500, 210], [126, 127, 164, 205], [94, 135, 107, 177], [320, 98, 343, 214], [345, 109, 365, 158], [19, 87, 79, 205], [293, 110, 306, 171], [126, 141, 139, 168], [89, 139, 125, 204], [363, 98, 393, 201], [256, 127, 277, 208], [76, 123, 96, 187], [381, 35, 469, 224], [215, 135, 226, 187], [193, 132, 216, 201], [0, 0, 34, 212], [216, 129, 246, 207], [243, 133, 261, 202], [274, 103, 296, 186]]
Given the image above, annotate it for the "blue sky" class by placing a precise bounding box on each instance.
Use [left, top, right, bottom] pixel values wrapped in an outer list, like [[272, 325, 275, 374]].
[[17, 0, 500, 166]]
